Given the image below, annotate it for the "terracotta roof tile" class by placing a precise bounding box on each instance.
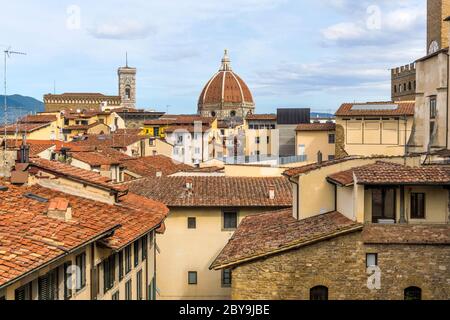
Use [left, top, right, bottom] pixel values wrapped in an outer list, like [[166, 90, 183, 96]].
[[19, 115, 57, 123], [0, 123, 51, 134], [327, 161, 450, 186], [211, 209, 362, 269], [70, 152, 121, 166], [296, 123, 336, 131], [122, 155, 192, 177], [30, 158, 128, 193], [127, 176, 292, 207], [0, 184, 168, 287], [335, 101, 415, 117]]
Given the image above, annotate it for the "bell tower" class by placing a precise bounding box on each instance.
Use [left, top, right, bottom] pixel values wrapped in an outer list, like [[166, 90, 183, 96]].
[[118, 53, 137, 109], [427, 0, 450, 55]]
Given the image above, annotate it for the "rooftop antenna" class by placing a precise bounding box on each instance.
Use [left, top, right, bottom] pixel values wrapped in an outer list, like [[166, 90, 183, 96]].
[[126, 52, 128, 68], [3, 47, 26, 170]]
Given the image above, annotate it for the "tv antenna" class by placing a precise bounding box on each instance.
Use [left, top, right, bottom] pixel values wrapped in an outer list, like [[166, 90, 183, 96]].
[[3, 47, 26, 170]]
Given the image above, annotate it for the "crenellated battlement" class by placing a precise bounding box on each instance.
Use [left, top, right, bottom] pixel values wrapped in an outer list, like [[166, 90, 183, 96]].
[[391, 63, 416, 76]]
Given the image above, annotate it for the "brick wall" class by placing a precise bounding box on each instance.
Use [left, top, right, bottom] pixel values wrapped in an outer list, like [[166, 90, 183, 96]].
[[231, 232, 450, 300]]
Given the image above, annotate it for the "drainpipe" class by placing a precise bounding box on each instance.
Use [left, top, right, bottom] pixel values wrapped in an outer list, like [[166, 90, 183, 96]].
[[399, 185, 407, 224], [446, 51, 449, 150]]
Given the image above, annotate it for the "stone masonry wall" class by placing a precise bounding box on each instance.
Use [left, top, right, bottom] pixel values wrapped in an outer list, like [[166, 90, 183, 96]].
[[335, 124, 348, 159], [231, 232, 450, 300]]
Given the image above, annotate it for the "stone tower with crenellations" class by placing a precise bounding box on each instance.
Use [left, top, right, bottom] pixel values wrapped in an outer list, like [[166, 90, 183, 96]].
[[118, 54, 137, 109], [391, 0, 450, 102], [427, 0, 450, 54]]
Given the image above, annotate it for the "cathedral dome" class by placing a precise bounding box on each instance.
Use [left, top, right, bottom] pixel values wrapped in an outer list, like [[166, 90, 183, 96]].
[[198, 50, 255, 119]]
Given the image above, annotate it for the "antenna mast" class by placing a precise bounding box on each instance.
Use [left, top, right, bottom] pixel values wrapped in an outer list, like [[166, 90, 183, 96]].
[[3, 48, 26, 172]]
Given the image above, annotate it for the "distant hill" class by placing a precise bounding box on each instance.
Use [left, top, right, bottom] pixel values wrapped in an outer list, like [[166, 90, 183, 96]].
[[310, 112, 335, 119], [0, 95, 44, 123]]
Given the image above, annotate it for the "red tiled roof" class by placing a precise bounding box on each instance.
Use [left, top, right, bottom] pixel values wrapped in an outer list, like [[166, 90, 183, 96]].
[[335, 101, 415, 117], [122, 155, 192, 177], [127, 176, 292, 207], [327, 161, 450, 186], [210, 209, 362, 269], [19, 115, 57, 123], [30, 158, 128, 193], [70, 152, 121, 166], [2, 140, 56, 157], [246, 114, 277, 121], [0, 184, 168, 287], [296, 123, 336, 131], [362, 224, 450, 245], [283, 156, 361, 178], [0, 123, 51, 134]]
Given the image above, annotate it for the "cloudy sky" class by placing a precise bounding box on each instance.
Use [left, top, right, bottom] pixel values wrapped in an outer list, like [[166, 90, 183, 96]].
[[0, 0, 426, 114]]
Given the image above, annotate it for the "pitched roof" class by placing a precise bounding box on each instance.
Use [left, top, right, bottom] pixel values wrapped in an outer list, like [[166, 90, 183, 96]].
[[296, 123, 336, 131], [127, 176, 292, 207], [19, 115, 57, 123], [70, 151, 121, 166], [335, 101, 415, 117], [122, 155, 192, 177], [30, 158, 128, 193], [210, 209, 362, 269], [283, 156, 361, 178], [0, 184, 168, 288], [327, 161, 450, 186], [362, 224, 450, 245], [0, 123, 51, 134], [2, 140, 56, 157]]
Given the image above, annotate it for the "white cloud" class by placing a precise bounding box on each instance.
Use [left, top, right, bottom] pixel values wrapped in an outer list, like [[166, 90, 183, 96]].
[[88, 21, 156, 40], [322, 22, 366, 41]]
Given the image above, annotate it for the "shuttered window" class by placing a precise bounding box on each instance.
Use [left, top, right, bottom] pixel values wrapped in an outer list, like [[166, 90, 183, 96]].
[[125, 245, 132, 274], [64, 261, 73, 300], [15, 282, 32, 300], [125, 280, 132, 300], [119, 251, 124, 280], [137, 270, 143, 300], [76, 252, 86, 291], [103, 255, 116, 294], [134, 241, 140, 267], [141, 236, 148, 260], [38, 270, 58, 300]]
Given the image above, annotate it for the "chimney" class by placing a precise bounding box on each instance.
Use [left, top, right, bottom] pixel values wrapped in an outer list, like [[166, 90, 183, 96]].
[[317, 151, 323, 164], [269, 185, 275, 200], [186, 178, 193, 190], [18, 140, 30, 164], [47, 198, 72, 221]]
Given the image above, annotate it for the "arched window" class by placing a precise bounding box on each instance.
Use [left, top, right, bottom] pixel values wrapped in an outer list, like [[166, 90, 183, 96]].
[[125, 86, 131, 99], [394, 85, 397, 93], [230, 110, 236, 117], [404, 287, 421, 300], [403, 83, 407, 91], [408, 82, 412, 90], [310, 286, 328, 300]]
